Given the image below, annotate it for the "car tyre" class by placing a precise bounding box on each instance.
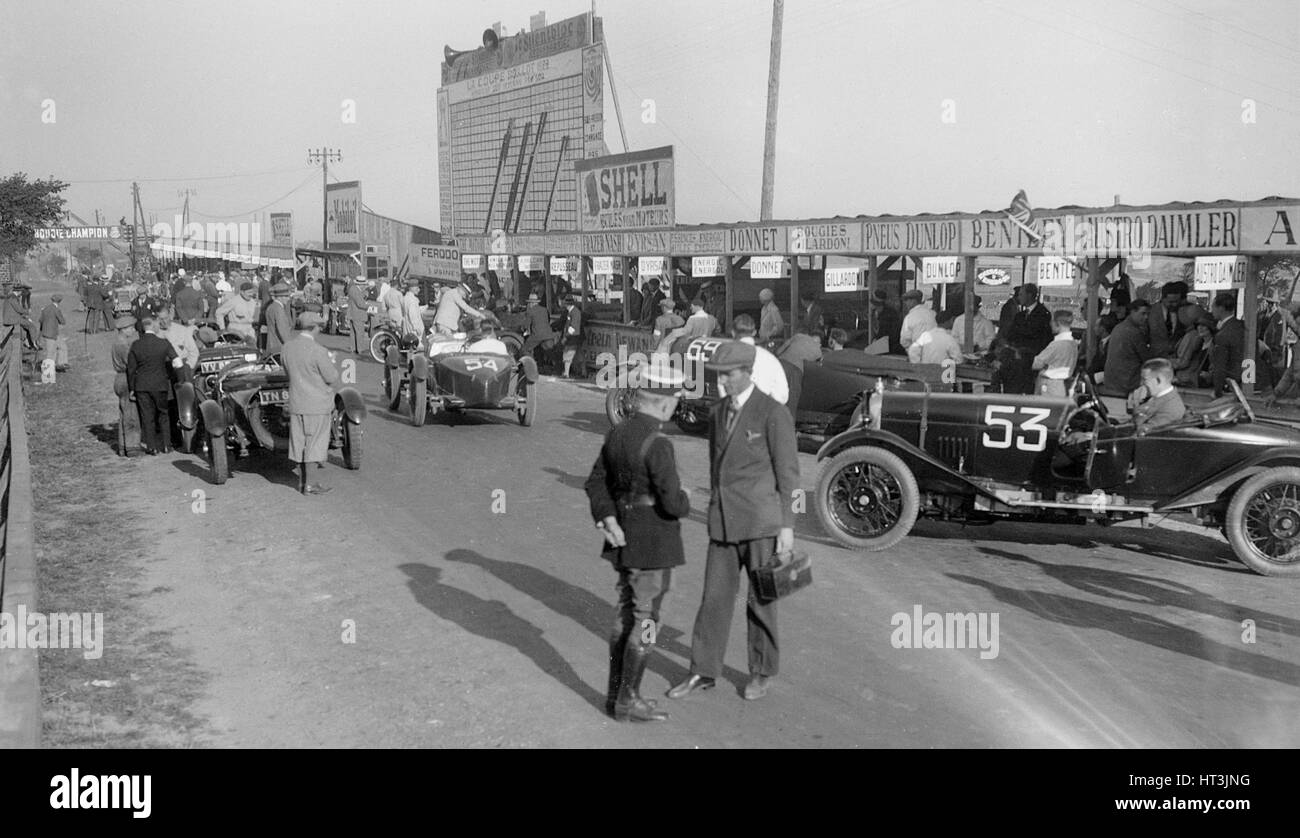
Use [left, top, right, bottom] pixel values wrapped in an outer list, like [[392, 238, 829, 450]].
[[246, 401, 290, 452], [342, 420, 361, 469], [370, 330, 397, 364], [605, 387, 635, 427], [1225, 466, 1300, 577], [517, 379, 536, 427], [411, 376, 428, 427], [208, 433, 228, 485], [816, 446, 919, 552], [384, 346, 403, 410], [180, 425, 196, 455]]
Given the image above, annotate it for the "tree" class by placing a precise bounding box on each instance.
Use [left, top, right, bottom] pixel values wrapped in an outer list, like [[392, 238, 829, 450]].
[[0, 172, 68, 261]]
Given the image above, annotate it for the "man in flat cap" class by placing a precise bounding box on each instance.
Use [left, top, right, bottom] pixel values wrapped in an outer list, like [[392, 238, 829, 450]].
[[215, 280, 260, 343], [520, 291, 556, 367], [39, 293, 69, 372], [585, 363, 692, 722], [111, 315, 142, 455], [346, 275, 371, 355], [399, 277, 426, 342], [264, 281, 294, 355], [282, 311, 341, 495], [3, 284, 40, 349], [669, 340, 800, 703]]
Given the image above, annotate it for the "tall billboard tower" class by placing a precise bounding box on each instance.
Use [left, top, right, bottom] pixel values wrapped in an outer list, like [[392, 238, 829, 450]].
[[437, 12, 609, 238]]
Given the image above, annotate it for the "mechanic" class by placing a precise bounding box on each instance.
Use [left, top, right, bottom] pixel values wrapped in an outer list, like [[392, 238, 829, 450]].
[[518, 291, 556, 363], [584, 365, 691, 722], [432, 278, 488, 336], [1128, 358, 1189, 432], [898, 289, 937, 352], [399, 277, 426, 341], [215, 281, 260, 342], [282, 311, 342, 496], [1030, 310, 1079, 397], [721, 314, 789, 406], [952, 294, 997, 353], [756, 288, 785, 347], [464, 320, 510, 355], [777, 321, 825, 369], [907, 316, 963, 367], [156, 305, 199, 384], [668, 340, 799, 704], [375, 276, 403, 329]]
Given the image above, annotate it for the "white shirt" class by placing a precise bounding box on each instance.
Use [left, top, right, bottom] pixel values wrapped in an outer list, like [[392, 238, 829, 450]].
[[399, 290, 424, 338], [728, 382, 756, 412], [161, 322, 200, 368], [214, 278, 232, 299], [952, 311, 996, 352], [466, 337, 509, 355], [718, 336, 789, 405], [908, 326, 964, 365], [899, 304, 938, 349]]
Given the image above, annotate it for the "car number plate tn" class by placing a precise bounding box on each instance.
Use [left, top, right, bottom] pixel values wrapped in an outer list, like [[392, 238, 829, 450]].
[[259, 389, 289, 405]]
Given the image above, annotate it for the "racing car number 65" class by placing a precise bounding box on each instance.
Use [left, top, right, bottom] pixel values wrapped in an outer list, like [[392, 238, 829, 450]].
[[981, 405, 1051, 452]]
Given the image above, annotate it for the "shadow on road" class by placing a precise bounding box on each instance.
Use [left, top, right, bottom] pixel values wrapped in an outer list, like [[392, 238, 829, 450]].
[[398, 562, 608, 715], [169, 450, 301, 491], [442, 548, 749, 690], [85, 422, 121, 454], [556, 411, 613, 438]]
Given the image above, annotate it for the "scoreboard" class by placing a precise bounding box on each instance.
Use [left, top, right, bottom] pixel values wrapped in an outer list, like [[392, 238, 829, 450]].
[[438, 13, 607, 238]]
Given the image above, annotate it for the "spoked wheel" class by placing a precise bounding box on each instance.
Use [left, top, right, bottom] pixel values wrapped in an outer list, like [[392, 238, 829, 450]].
[[604, 387, 636, 427], [341, 419, 361, 469], [815, 446, 919, 551], [503, 333, 523, 360], [516, 379, 536, 427], [1226, 466, 1300, 577], [370, 330, 397, 364], [207, 433, 228, 485], [410, 377, 428, 427], [674, 404, 709, 435], [384, 346, 403, 410]]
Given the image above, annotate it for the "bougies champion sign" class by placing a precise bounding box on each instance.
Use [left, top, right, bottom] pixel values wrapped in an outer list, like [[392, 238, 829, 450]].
[[575, 146, 674, 232]]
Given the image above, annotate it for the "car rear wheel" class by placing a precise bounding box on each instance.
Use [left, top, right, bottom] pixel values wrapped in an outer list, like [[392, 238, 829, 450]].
[[605, 387, 636, 427], [410, 377, 428, 427], [384, 346, 403, 410], [342, 420, 361, 469], [1225, 466, 1300, 577], [208, 433, 228, 485], [816, 446, 919, 552], [516, 379, 536, 427]]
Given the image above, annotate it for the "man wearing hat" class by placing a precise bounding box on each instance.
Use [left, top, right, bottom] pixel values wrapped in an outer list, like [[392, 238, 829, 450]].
[[264, 282, 295, 355], [669, 339, 800, 703], [2, 284, 40, 349], [156, 305, 199, 385], [110, 315, 142, 455], [282, 311, 342, 495], [399, 277, 426, 341], [558, 294, 584, 378], [651, 296, 685, 344], [756, 288, 785, 348], [127, 315, 181, 456], [584, 363, 692, 722], [39, 294, 69, 372], [432, 276, 488, 336], [215, 281, 259, 342], [520, 291, 556, 365], [898, 288, 937, 352], [346, 275, 371, 355], [174, 274, 204, 324]]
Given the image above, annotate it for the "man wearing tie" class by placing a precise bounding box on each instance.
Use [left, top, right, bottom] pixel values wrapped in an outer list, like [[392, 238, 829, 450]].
[[668, 341, 800, 703], [1148, 281, 1188, 358]]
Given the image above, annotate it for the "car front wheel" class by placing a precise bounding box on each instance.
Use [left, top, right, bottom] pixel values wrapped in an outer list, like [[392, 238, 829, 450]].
[[207, 433, 228, 485], [1225, 466, 1300, 577], [816, 446, 919, 552], [605, 387, 636, 427], [342, 419, 361, 469]]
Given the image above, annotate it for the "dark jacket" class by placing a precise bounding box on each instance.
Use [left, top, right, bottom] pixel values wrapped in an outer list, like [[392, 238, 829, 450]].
[[626, 287, 644, 323], [639, 290, 666, 327], [1148, 304, 1186, 358], [525, 304, 554, 339], [560, 304, 583, 345], [1211, 317, 1246, 394], [39, 303, 65, 338], [585, 412, 691, 570], [174, 286, 204, 323], [126, 333, 177, 393], [707, 387, 800, 543], [1004, 302, 1053, 357], [1102, 317, 1152, 396]]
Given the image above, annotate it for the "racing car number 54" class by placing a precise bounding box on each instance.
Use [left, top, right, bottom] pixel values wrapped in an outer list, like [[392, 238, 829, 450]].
[[981, 405, 1051, 452]]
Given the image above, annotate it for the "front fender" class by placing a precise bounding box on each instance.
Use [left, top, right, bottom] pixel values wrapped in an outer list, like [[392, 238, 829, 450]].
[[410, 353, 429, 381], [335, 387, 368, 424], [199, 399, 227, 436], [519, 355, 539, 383], [1159, 447, 1300, 511], [816, 427, 997, 500], [176, 382, 198, 430]]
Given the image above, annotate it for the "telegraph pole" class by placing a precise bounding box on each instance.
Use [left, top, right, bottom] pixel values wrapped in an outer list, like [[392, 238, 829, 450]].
[[308, 148, 343, 295], [130, 182, 140, 275], [759, 0, 783, 221]]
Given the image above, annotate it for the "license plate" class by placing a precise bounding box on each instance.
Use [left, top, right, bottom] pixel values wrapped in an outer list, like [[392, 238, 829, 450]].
[[199, 361, 224, 373], [258, 389, 289, 405]]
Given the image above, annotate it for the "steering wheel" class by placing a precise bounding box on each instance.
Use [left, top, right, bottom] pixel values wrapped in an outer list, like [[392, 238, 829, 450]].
[[1068, 370, 1109, 420]]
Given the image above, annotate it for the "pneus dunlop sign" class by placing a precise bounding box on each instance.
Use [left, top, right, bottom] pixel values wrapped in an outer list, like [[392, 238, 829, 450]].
[[575, 146, 674, 232]]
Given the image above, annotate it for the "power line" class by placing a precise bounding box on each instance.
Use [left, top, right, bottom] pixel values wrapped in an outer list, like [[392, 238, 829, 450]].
[[64, 166, 308, 185]]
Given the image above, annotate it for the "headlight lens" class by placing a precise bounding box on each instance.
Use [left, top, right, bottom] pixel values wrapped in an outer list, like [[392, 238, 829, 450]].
[[243, 352, 258, 361]]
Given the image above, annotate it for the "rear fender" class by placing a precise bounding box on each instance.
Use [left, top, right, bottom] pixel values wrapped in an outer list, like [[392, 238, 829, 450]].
[[410, 353, 429, 381], [176, 382, 198, 430], [335, 387, 368, 424], [520, 355, 539, 383], [816, 427, 997, 500], [1159, 447, 1300, 510], [199, 399, 227, 436]]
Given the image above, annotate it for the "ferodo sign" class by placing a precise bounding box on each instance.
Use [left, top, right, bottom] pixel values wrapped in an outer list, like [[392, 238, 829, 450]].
[[575, 146, 674, 232]]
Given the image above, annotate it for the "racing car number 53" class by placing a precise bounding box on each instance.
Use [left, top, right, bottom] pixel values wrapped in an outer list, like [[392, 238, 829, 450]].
[[981, 405, 1051, 452]]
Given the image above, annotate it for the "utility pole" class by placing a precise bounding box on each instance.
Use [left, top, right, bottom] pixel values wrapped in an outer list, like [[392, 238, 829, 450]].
[[308, 147, 343, 294], [130, 182, 141, 275], [759, 0, 783, 221]]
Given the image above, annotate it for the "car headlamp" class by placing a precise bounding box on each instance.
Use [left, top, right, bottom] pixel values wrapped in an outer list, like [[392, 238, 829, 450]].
[[243, 352, 258, 362]]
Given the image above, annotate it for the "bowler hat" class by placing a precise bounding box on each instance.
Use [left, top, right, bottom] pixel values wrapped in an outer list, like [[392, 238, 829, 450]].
[[704, 340, 756, 372]]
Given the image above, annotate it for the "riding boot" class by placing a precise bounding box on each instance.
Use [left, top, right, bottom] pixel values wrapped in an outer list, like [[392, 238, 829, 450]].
[[605, 633, 628, 717], [298, 466, 308, 495], [613, 643, 669, 722]]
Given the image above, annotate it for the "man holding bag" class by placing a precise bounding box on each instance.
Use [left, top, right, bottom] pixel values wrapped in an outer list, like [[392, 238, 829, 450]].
[[668, 341, 800, 703]]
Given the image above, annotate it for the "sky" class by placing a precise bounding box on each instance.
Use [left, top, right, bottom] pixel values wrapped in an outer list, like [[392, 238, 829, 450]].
[[2, 0, 1298, 239]]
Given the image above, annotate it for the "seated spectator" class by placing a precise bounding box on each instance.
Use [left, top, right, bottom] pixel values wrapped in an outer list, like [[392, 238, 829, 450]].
[[907, 316, 963, 366], [776, 322, 824, 370], [1174, 316, 1214, 387], [1127, 357, 1188, 433], [465, 321, 510, 356], [952, 294, 996, 353], [1031, 310, 1079, 397], [827, 327, 848, 352]]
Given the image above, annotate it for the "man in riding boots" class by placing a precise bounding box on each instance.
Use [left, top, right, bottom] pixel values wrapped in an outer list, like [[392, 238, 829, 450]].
[[584, 366, 692, 722]]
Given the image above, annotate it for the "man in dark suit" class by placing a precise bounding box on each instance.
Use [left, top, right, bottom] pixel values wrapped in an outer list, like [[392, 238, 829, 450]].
[[669, 341, 800, 702], [638, 279, 665, 327], [1147, 281, 1188, 358], [126, 316, 179, 455], [520, 292, 556, 367], [798, 288, 824, 343], [1101, 298, 1152, 398], [283, 312, 342, 495], [1210, 291, 1246, 395], [264, 282, 295, 355], [584, 366, 691, 722], [625, 276, 644, 325], [559, 294, 583, 378]]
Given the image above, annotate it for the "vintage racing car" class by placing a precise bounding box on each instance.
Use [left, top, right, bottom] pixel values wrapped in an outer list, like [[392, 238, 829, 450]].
[[179, 351, 366, 485], [384, 332, 539, 427], [814, 375, 1300, 577]]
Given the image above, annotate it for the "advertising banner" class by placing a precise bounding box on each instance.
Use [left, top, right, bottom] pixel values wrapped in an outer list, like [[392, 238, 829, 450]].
[[325, 181, 362, 250], [575, 146, 674, 232], [1194, 255, 1247, 290], [749, 256, 786, 279], [824, 267, 863, 293]]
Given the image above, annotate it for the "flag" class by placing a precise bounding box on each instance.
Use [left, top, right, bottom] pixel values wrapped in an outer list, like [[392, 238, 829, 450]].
[[1003, 189, 1038, 240]]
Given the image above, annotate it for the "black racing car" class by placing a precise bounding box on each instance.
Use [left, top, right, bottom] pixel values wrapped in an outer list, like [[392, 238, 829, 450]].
[[814, 374, 1300, 577]]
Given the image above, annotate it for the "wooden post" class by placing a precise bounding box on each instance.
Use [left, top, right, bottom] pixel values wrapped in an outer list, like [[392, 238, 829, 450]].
[[789, 255, 799, 340], [1086, 258, 1101, 370], [866, 255, 878, 342], [759, 0, 783, 221], [724, 256, 735, 331], [961, 255, 977, 353], [1244, 256, 1261, 394]]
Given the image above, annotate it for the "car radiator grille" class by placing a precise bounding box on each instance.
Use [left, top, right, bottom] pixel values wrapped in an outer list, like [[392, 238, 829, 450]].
[[935, 435, 969, 469]]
